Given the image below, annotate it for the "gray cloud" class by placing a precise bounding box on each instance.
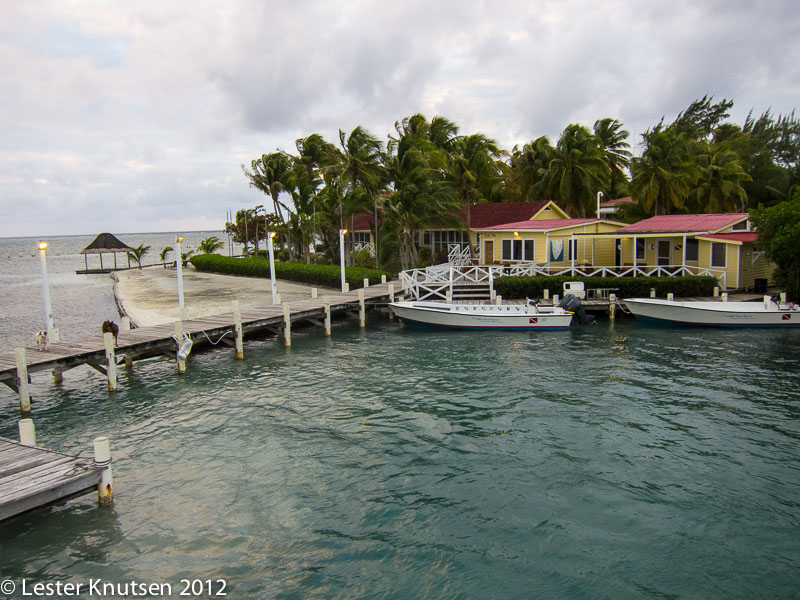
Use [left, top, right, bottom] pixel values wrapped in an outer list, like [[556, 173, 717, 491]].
[[0, 0, 798, 237]]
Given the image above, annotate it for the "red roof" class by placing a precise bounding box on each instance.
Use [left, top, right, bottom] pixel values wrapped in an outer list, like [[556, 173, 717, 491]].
[[600, 196, 633, 207], [480, 218, 601, 231], [697, 232, 758, 243], [351, 213, 378, 231], [468, 201, 550, 228], [618, 213, 748, 233]]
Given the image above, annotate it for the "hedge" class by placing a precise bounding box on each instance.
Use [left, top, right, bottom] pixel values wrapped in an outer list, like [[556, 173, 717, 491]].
[[189, 254, 391, 289], [494, 275, 718, 299]]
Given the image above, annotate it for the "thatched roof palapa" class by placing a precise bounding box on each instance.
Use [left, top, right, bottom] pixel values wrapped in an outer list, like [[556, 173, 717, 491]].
[[80, 233, 132, 255]]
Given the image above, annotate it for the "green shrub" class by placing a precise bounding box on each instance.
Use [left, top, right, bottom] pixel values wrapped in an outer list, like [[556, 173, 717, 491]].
[[350, 248, 375, 269], [494, 275, 718, 299], [189, 254, 391, 289]]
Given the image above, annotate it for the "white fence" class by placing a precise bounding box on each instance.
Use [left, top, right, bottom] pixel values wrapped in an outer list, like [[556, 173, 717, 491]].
[[399, 263, 728, 301]]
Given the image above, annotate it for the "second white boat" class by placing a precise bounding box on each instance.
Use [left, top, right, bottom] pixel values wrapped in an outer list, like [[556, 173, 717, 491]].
[[624, 296, 800, 327], [389, 301, 574, 330]]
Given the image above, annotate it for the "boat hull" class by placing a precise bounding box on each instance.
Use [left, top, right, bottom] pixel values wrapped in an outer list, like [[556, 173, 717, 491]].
[[624, 298, 800, 328], [389, 302, 573, 331]]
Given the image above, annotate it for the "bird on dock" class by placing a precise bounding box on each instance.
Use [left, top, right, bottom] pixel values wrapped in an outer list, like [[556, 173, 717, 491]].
[[101, 320, 119, 346]]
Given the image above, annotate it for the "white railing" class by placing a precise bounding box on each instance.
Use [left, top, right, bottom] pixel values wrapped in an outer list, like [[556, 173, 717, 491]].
[[448, 244, 472, 267], [353, 242, 375, 257], [399, 263, 727, 301]]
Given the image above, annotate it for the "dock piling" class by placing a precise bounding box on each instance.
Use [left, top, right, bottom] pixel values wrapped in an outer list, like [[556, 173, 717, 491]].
[[496, 294, 502, 305], [232, 300, 244, 359], [312, 288, 318, 299], [344, 282, 350, 293], [121, 317, 131, 331], [283, 302, 292, 346], [363, 277, 369, 289], [103, 332, 117, 390], [667, 292, 674, 301], [388, 284, 395, 319], [650, 288, 656, 298], [358, 289, 366, 327], [323, 295, 331, 336], [93, 436, 113, 504], [381, 274, 387, 284], [174, 321, 187, 373], [544, 289, 550, 300], [14, 348, 31, 413], [780, 292, 787, 303], [553, 294, 560, 307], [19, 418, 36, 446], [713, 286, 720, 297], [53, 368, 64, 384], [609, 293, 616, 320], [721, 292, 728, 302]]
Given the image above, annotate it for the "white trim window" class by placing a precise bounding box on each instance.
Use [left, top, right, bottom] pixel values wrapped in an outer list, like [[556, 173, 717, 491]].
[[501, 238, 535, 261], [711, 242, 727, 268], [685, 238, 699, 262], [635, 238, 646, 260]]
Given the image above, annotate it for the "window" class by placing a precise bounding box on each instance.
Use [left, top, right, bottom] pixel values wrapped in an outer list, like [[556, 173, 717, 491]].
[[731, 220, 748, 231], [635, 238, 646, 260], [567, 239, 579, 260], [502, 238, 535, 261], [711, 242, 726, 267], [685, 238, 699, 261]]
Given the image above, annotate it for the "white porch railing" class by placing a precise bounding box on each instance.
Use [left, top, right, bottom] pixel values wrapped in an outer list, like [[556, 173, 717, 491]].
[[447, 244, 472, 267], [353, 242, 375, 257], [399, 263, 728, 301]]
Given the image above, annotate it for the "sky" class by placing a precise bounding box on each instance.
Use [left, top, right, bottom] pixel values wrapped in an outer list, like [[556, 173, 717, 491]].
[[1, 0, 798, 238]]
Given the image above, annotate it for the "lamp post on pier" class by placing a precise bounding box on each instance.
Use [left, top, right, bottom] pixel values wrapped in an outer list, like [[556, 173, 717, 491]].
[[175, 236, 186, 320], [339, 229, 348, 292], [38, 241, 59, 345], [267, 231, 277, 304]]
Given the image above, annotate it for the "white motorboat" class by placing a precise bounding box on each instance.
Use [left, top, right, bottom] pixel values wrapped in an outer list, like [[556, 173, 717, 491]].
[[624, 296, 800, 328], [389, 301, 574, 330]]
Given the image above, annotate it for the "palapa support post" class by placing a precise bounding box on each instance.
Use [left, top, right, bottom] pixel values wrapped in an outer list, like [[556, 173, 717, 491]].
[[609, 293, 617, 320], [174, 321, 187, 374], [121, 317, 131, 331], [93, 436, 113, 504], [323, 295, 331, 336], [19, 418, 36, 446], [103, 332, 117, 390], [232, 300, 244, 359], [358, 289, 366, 328], [312, 288, 318, 299], [283, 302, 292, 347], [388, 284, 395, 319], [15, 348, 31, 413]]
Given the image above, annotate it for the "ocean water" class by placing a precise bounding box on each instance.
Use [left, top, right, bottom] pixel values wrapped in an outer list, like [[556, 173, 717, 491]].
[[0, 238, 799, 599]]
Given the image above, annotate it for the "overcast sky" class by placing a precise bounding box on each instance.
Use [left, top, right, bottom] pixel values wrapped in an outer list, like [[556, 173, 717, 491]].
[[1, 0, 797, 238]]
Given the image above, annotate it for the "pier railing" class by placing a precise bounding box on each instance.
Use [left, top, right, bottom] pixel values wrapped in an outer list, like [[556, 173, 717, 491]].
[[400, 264, 728, 301]]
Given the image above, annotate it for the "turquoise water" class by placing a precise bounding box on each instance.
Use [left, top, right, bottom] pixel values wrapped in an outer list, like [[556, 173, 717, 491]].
[[1, 318, 799, 599]]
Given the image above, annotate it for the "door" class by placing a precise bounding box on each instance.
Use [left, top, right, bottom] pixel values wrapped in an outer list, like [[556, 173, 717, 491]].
[[483, 240, 494, 264], [615, 238, 622, 267], [657, 239, 672, 266]]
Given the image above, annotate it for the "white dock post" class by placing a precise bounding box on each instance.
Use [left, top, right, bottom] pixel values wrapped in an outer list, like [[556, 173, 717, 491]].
[[174, 321, 187, 373], [14, 348, 30, 413], [93, 436, 113, 504], [667, 292, 674, 301], [780, 292, 787, 303], [121, 316, 131, 331], [543, 289, 550, 300], [358, 288, 366, 327], [103, 332, 117, 390], [323, 295, 331, 336], [363, 277, 369, 289], [19, 418, 36, 446], [283, 302, 292, 346], [274, 293, 281, 306], [312, 288, 318, 299], [344, 282, 350, 293], [650, 288, 656, 298], [713, 286, 720, 297], [388, 284, 395, 320], [496, 294, 502, 305], [232, 300, 244, 360], [553, 294, 560, 307], [446, 289, 452, 303], [609, 293, 616, 321], [721, 292, 728, 302], [381, 274, 387, 284]]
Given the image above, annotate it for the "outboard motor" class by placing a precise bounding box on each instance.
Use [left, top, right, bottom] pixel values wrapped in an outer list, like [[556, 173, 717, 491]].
[[559, 293, 595, 324]]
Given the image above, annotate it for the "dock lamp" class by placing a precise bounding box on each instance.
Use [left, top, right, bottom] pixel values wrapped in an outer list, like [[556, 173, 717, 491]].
[[267, 231, 277, 304], [37, 241, 59, 345], [175, 236, 186, 320], [339, 229, 348, 292]]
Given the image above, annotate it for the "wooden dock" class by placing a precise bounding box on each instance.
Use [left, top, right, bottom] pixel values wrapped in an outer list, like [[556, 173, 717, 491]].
[[0, 281, 404, 397], [0, 437, 106, 521]]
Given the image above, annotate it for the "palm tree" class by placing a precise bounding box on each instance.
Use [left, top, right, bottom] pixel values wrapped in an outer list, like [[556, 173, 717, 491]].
[[243, 152, 294, 252], [631, 129, 698, 216], [127, 244, 150, 269], [689, 145, 752, 212], [508, 136, 554, 202], [197, 236, 224, 254], [594, 118, 631, 196], [159, 246, 173, 268], [538, 124, 608, 217]]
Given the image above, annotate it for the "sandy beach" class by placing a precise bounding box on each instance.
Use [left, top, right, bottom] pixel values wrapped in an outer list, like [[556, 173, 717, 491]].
[[114, 266, 335, 327]]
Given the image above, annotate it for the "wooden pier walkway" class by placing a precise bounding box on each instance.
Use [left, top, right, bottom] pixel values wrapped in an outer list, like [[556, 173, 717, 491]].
[[0, 281, 404, 396], [0, 437, 106, 521]]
